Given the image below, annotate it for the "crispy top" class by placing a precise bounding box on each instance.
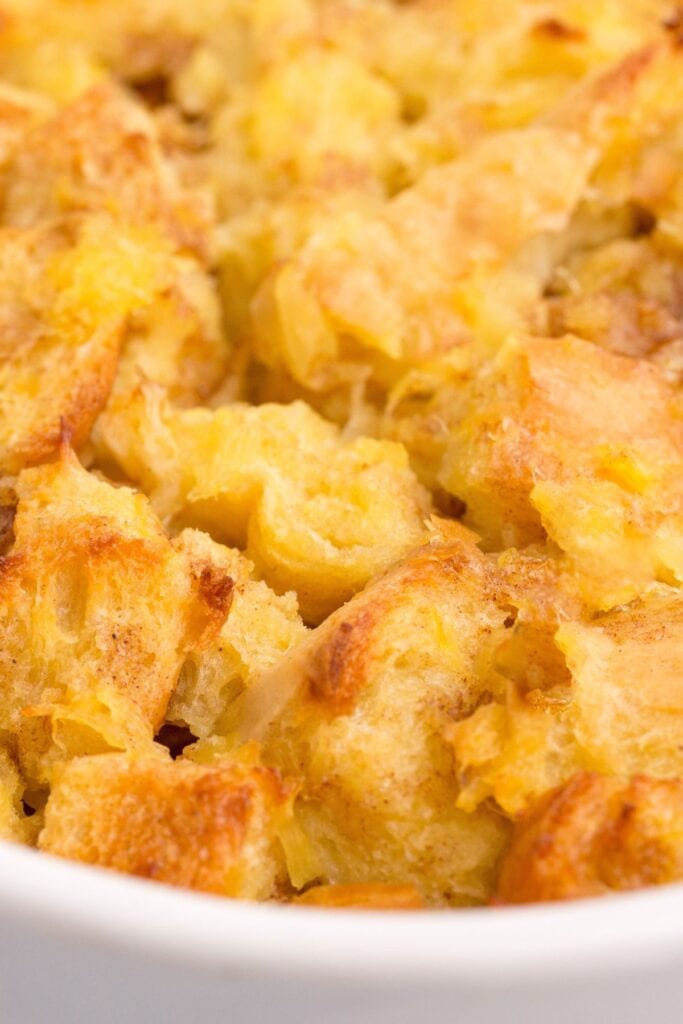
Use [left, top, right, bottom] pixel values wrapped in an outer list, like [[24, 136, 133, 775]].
[[40, 752, 294, 899], [1, 0, 683, 909], [496, 773, 683, 904]]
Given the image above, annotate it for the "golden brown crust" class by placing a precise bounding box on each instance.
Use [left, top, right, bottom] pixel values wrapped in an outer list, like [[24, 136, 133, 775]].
[[496, 773, 683, 904], [532, 19, 587, 43], [441, 334, 683, 609], [248, 522, 494, 723], [8, 335, 122, 473], [196, 563, 234, 616], [4, 0, 683, 910], [293, 524, 578, 720], [0, 222, 120, 474], [294, 883, 424, 910], [246, 524, 579, 904], [39, 752, 294, 899], [307, 531, 496, 714], [306, 613, 375, 715], [0, 497, 15, 557], [0, 451, 233, 785], [1, 83, 205, 253]]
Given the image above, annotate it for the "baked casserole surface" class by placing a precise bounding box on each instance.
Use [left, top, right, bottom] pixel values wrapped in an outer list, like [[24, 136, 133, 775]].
[[2, 0, 683, 908]]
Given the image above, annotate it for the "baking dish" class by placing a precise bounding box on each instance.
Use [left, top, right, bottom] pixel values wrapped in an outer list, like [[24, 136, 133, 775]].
[[2, 840, 681, 1024]]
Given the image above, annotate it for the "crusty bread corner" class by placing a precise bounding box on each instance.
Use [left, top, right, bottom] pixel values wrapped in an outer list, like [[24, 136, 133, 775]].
[[496, 773, 683, 904], [39, 752, 295, 900]]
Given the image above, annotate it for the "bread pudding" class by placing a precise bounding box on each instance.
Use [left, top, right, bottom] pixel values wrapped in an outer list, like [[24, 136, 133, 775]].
[[1, 0, 683, 910]]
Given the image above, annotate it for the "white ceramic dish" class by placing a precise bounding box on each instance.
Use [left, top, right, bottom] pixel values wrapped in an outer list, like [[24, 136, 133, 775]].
[[1, 840, 681, 1024]]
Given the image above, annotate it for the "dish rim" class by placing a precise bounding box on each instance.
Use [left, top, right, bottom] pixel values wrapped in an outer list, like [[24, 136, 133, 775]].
[[1, 840, 682, 985]]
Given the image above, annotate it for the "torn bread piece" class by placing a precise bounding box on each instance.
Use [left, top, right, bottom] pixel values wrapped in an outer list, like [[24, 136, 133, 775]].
[[243, 522, 579, 905], [0, 216, 172, 475], [0, 450, 232, 787], [441, 334, 683, 609]]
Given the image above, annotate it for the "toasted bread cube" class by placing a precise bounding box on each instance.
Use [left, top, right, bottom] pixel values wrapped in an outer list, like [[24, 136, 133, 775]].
[[566, 45, 683, 231], [0, 451, 232, 784], [0, 87, 228, 476], [558, 589, 683, 778], [451, 584, 683, 823], [441, 334, 683, 609], [243, 523, 528, 905], [39, 752, 294, 899], [2, 83, 204, 251], [0, 216, 175, 475], [245, 524, 595, 903], [251, 128, 595, 389], [496, 772, 683, 904]]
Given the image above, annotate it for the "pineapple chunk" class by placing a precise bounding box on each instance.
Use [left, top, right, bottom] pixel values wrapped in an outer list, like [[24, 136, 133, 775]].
[[96, 385, 429, 623], [249, 46, 400, 186]]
